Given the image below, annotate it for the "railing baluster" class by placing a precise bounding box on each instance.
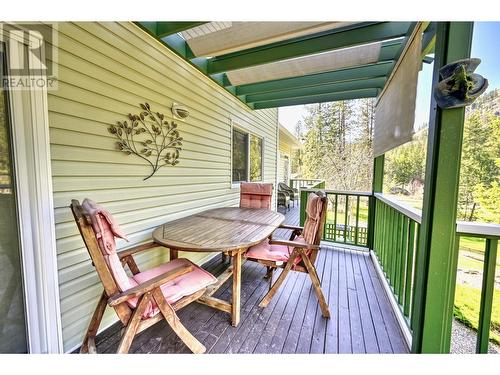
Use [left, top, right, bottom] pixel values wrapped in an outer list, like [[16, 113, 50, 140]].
[[333, 194, 338, 242], [355, 195, 360, 245], [382, 202, 388, 270], [344, 195, 349, 244], [410, 223, 420, 331], [476, 238, 498, 354], [398, 216, 409, 305], [404, 220, 415, 319]]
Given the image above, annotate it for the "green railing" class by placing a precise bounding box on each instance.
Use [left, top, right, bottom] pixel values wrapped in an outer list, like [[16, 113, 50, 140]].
[[299, 188, 371, 248], [289, 178, 325, 191], [456, 222, 499, 353], [372, 193, 421, 335], [298, 188, 500, 352], [372, 193, 500, 353]]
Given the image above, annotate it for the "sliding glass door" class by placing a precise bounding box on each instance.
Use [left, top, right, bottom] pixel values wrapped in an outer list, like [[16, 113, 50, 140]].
[[0, 42, 28, 353]]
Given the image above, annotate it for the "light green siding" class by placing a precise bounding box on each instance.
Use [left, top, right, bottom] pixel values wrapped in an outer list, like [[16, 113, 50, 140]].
[[278, 138, 293, 184], [46, 22, 278, 352]]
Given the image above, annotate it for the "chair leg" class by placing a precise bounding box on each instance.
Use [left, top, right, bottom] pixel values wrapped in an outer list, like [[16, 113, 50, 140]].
[[268, 268, 274, 291], [117, 293, 152, 354], [259, 250, 298, 308], [263, 266, 275, 291], [80, 290, 107, 354], [300, 253, 331, 318], [151, 288, 206, 354]]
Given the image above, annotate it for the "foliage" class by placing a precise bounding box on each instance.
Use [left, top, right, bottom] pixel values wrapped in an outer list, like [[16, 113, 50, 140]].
[[298, 98, 375, 191], [249, 134, 262, 181], [458, 106, 500, 221], [384, 129, 427, 193], [108, 103, 183, 180]]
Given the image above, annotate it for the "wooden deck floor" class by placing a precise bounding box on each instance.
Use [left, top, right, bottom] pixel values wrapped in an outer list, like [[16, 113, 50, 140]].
[[93, 205, 408, 354]]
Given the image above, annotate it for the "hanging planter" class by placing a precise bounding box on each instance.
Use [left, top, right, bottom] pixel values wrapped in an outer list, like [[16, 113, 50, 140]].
[[434, 58, 488, 109], [108, 103, 183, 180]]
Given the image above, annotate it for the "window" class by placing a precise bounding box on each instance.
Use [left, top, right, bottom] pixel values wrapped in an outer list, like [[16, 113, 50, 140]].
[[250, 135, 263, 182], [231, 127, 263, 183]]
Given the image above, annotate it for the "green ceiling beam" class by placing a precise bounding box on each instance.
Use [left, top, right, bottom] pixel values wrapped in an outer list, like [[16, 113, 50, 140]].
[[236, 61, 395, 96], [422, 22, 437, 59], [161, 33, 197, 59], [253, 88, 378, 109], [208, 22, 412, 74], [156, 22, 207, 38], [139, 22, 207, 38], [246, 76, 386, 104]]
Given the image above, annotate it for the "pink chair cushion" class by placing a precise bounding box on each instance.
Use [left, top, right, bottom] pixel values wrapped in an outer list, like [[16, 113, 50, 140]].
[[128, 258, 217, 319], [81, 199, 135, 293], [302, 193, 324, 244], [245, 237, 307, 267], [240, 182, 273, 209]]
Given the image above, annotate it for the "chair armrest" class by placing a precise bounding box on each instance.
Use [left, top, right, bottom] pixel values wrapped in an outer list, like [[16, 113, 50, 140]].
[[117, 242, 160, 260], [108, 264, 193, 307], [269, 239, 319, 250], [279, 224, 304, 232]]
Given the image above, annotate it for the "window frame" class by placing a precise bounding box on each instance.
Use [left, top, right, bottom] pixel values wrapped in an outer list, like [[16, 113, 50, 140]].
[[230, 123, 264, 188]]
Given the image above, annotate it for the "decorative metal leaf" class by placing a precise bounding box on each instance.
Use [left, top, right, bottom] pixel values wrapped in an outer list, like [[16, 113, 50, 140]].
[[109, 102, 183, 180]]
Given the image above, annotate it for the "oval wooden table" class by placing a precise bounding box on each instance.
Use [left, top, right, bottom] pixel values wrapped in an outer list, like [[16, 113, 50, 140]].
[[152, 207, 285, 326]]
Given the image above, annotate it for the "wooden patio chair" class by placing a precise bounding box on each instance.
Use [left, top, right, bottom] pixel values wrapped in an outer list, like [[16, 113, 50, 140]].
[[239, 182, 273, 209], [221, 182, 274, 262], [70, 199, 217, 354], [244, 190, 330, 318]]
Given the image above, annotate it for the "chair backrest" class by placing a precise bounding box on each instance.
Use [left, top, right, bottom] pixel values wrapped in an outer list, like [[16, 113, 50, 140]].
[[239, 182, 273, 209], [301, 191, 328, 263], [70, 199, 133, 322], [278, 182, 291, 192]]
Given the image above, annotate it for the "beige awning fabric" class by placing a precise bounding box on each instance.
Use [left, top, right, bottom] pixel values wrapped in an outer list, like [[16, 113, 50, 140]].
[[226, 42, 382, 86], [373, 23, 424, 157], [182, 22, 355, 57]]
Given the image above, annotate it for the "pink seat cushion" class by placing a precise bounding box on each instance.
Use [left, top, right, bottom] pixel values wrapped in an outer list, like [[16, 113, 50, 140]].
[[245, 237, 307, 267], [240, 182, 273, 209], [128, 258, 217, 319]]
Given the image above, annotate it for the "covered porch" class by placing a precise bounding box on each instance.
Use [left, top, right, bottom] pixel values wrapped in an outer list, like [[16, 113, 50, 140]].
[[0, 19, 497, 356], [91, 205, 408, 354]]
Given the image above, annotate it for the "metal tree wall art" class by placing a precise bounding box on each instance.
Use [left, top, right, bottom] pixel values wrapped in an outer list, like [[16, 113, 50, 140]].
[[108, 103, 183, 180]]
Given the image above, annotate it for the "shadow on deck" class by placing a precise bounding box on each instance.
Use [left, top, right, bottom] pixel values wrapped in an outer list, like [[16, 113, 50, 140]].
[[93, 204, 408, 354]]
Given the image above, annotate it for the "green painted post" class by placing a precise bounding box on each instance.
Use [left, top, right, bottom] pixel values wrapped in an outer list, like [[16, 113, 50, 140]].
[[411, 22, 474, 354], [476, 238, 498, 353], [368, 155, 385, 250], [299, 189, 308, 226]]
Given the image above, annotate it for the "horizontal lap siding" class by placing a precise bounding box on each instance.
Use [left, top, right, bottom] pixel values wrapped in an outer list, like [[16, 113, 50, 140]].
[[278, 140, 292, 183], [48, 22, 278, 351]]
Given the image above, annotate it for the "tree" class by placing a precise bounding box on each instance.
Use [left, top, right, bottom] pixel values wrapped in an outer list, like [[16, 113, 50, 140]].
[[300, 99, 375, 192], [384, 129, 427, 192], [458, 109, 499, 221]]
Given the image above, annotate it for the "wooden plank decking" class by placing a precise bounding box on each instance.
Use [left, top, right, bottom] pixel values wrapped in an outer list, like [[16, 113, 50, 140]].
[[91, 205, 408, 354]]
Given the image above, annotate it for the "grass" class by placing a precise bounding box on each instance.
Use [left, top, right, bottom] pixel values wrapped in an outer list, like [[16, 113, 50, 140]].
[[454, 283, 500, 346]]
